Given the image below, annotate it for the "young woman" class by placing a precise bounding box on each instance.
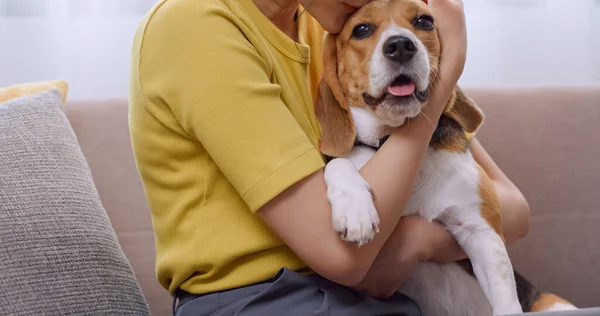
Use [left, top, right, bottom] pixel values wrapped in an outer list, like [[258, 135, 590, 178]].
[[128, 0, 530, 314]]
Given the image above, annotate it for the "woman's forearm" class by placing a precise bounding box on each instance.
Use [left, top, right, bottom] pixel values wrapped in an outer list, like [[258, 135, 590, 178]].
[[351, 78, 455, 254], [257, 99, 448, 287], [320, 109, 449, 280], [351, 108, 445, 269]]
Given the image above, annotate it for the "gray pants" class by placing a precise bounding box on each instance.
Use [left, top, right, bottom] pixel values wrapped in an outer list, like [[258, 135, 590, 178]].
[[174, 268, 421, 316]]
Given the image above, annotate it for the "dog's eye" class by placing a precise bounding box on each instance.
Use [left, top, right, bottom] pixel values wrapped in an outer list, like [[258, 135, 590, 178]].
[[414, 15, 434, 31], [351, 23, 375, 40]]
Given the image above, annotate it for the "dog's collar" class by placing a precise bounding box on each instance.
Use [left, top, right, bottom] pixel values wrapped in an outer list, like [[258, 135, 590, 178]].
[[354, 122, 440, 152], [354, 135, 390, 151]]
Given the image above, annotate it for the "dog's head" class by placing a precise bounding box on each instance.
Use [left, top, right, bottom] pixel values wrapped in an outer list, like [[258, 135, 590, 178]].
[[315, 0, 484, 157]]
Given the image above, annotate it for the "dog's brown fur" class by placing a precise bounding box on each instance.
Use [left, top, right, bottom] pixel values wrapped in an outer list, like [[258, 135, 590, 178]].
[[315, 0, 486, 158], [531, 293, 575, 312]]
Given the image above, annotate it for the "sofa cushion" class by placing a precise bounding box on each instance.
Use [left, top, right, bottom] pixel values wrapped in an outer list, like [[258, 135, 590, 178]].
[[0, 80, 69, 103], [0, 89, 150, 315]]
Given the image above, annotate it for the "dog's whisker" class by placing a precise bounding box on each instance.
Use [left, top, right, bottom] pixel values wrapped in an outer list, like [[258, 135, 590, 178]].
[[428, 58, 441, 66], [428, 70, 440, 85], [418, 110, 435, 128]]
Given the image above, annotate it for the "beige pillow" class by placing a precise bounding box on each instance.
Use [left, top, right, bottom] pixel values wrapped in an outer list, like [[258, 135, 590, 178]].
[[0, 80, 69, 104]]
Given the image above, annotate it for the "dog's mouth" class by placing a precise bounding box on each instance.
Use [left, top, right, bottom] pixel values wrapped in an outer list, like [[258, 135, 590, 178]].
[[362, 74, 429, 106], [388, 74, 416, 97]]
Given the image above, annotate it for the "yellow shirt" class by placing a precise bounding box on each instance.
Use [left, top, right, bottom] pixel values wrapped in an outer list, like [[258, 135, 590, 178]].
[[129, 0, 327, 295]]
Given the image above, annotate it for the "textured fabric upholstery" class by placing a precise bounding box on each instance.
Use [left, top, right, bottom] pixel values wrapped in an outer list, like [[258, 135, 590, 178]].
[[0, 89, 150, 315]]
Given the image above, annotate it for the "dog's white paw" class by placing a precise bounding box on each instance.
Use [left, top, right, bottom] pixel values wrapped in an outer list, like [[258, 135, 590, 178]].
[[324, 158, 379, 246]]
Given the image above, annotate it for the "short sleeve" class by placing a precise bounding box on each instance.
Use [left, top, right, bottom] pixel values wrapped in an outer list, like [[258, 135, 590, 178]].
[[138, 0, 325, 212]]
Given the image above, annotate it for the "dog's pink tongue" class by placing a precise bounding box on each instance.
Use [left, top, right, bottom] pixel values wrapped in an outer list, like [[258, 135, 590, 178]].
[[388, 83, 416, 96]]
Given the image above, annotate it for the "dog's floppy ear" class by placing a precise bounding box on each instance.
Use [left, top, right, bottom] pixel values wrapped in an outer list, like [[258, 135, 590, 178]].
[[315, 34, 356, 157], [445, 86, 485, 134]]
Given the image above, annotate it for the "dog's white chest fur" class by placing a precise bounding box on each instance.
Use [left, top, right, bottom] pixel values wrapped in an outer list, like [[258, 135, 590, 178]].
[[405, 148, 481, 221], [349, 107, 482, 222]]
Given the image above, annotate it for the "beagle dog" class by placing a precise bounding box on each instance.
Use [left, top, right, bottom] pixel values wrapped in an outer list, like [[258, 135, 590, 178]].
[[315, 0, 578, 315]]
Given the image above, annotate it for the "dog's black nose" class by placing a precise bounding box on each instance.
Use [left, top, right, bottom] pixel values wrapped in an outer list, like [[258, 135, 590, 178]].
[[383, 36, 417, 64]]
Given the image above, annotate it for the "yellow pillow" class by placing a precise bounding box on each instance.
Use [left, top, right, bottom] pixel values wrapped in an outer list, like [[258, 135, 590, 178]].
[[0, 80, 69, 104]]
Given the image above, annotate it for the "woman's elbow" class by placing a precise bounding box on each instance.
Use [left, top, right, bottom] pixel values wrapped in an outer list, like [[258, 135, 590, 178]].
[[498, 180, 531, 243], [515, 193, 531, 239], [506, 184, 531, 241], [309, 252, 370, 287]]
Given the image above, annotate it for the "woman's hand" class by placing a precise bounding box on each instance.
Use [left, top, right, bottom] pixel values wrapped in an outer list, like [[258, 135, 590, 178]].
[[431, 0, 467, 83], [354, 215, 465, 299]]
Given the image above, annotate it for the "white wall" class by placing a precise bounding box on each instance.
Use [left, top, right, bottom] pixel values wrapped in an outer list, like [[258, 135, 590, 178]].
[[1, 0, 599, 100], [0, 0, 154, 100], [461, 0, 600, 86]]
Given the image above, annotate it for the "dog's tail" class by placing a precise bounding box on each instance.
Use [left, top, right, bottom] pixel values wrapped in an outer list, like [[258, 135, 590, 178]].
[[514, 270, 578, 312]]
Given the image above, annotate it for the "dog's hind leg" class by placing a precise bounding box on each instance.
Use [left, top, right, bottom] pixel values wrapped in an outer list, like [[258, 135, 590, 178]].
[[440, 208, 523, 316]]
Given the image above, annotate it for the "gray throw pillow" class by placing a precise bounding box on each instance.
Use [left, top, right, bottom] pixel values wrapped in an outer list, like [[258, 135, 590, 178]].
[[0, 89, 151, 315]]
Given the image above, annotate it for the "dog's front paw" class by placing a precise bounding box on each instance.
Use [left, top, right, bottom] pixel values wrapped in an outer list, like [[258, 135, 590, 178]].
[[324, 158, 379, 247]]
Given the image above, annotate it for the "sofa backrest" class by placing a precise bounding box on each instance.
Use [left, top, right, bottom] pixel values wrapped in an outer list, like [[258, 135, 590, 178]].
[[65, 99, 172, 316], [64, 86, 600, 315], [467, 86, 600, 307]]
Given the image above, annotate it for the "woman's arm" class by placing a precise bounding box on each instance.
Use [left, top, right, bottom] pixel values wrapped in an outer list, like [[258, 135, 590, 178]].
[[258, 0, 468, 287], [258, 100, 448, 287]]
